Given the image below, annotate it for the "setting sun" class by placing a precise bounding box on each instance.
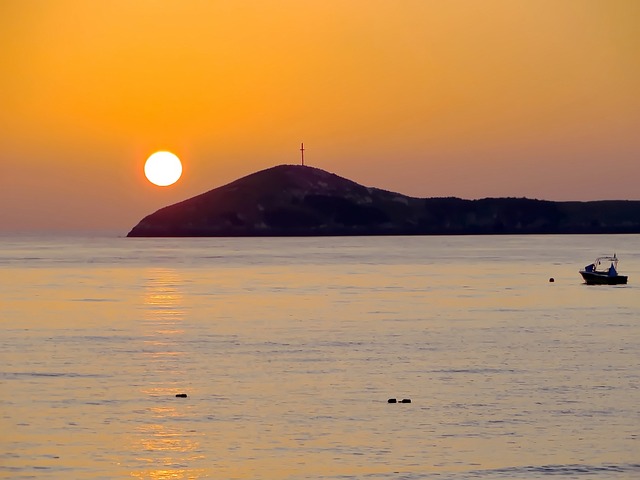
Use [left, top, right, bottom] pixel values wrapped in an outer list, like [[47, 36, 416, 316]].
[[144, 151, 182, 187]]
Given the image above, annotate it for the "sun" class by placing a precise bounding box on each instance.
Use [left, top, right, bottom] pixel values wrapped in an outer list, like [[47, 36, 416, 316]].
[[144, 151, 182, 186]]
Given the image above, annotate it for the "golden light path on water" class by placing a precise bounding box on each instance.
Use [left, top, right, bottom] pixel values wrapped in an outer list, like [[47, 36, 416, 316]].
[[129, 269, 205, 480]]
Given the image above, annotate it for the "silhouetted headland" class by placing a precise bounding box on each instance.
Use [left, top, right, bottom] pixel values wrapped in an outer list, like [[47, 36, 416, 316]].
[[127, 165, 640, 237]]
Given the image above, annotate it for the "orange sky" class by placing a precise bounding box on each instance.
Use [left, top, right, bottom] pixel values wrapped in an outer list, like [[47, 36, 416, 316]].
[[1, 0, 639, 232]]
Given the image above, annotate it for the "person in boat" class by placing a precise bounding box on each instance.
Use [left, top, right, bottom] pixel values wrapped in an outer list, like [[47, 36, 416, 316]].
[[584, 263, 595, 272], [608, 263, 617, 276]]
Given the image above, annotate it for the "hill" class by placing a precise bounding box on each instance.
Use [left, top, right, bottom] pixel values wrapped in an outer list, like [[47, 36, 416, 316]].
[[127, 165, 640, 237]]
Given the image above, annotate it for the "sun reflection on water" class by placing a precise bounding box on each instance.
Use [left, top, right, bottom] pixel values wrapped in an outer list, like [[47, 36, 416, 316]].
[[129, 420, 206, 480], [141, 268, 187, 383], [128, 269, 206, 479]]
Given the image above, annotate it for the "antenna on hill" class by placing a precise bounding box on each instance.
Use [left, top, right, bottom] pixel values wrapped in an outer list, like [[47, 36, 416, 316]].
[[300, 142, 305, 166]]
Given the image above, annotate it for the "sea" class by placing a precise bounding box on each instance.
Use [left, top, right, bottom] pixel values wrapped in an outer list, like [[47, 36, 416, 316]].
[[1, 234, 638, 480]]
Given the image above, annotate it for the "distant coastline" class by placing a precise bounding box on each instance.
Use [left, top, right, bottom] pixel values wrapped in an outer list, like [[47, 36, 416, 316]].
[[127, 165, 640, 237]]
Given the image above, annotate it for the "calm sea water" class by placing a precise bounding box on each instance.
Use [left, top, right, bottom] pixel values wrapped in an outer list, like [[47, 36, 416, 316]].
[[1, 234, 638, 479]]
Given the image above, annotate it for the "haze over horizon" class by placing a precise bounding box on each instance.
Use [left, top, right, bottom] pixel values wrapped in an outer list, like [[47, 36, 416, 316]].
[[2, 0, 639, 232]]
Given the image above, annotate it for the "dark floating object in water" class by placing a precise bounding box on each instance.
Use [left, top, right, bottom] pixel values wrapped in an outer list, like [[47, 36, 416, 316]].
[[175, 393, 188, 398], [388, 398, 412, 403], [549, 277, 555, 282]]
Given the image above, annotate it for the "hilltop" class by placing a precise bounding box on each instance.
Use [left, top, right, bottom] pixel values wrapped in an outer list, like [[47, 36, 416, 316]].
[[127, 165, 640, 237]]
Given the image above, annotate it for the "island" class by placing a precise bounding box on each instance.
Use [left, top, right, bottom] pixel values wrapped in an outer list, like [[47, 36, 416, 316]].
[[127, 164, 640, 237]]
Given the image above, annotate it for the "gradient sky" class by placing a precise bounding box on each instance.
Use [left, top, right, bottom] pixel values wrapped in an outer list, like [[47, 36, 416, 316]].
[[2, 0, 639, 232]]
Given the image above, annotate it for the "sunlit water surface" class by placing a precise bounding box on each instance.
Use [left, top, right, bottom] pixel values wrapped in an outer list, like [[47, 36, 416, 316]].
[[1, 235, 639, 479]]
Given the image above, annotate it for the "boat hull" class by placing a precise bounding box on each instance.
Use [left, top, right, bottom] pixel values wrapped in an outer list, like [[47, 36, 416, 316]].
[[579, 271, 628, 285]]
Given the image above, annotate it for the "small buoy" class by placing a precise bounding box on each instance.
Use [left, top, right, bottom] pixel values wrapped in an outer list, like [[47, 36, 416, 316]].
[[387, 398, 397, 403], [400, 398, 412, 403], [175, 393, 188, 398], [549, 277, 555, 283]]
